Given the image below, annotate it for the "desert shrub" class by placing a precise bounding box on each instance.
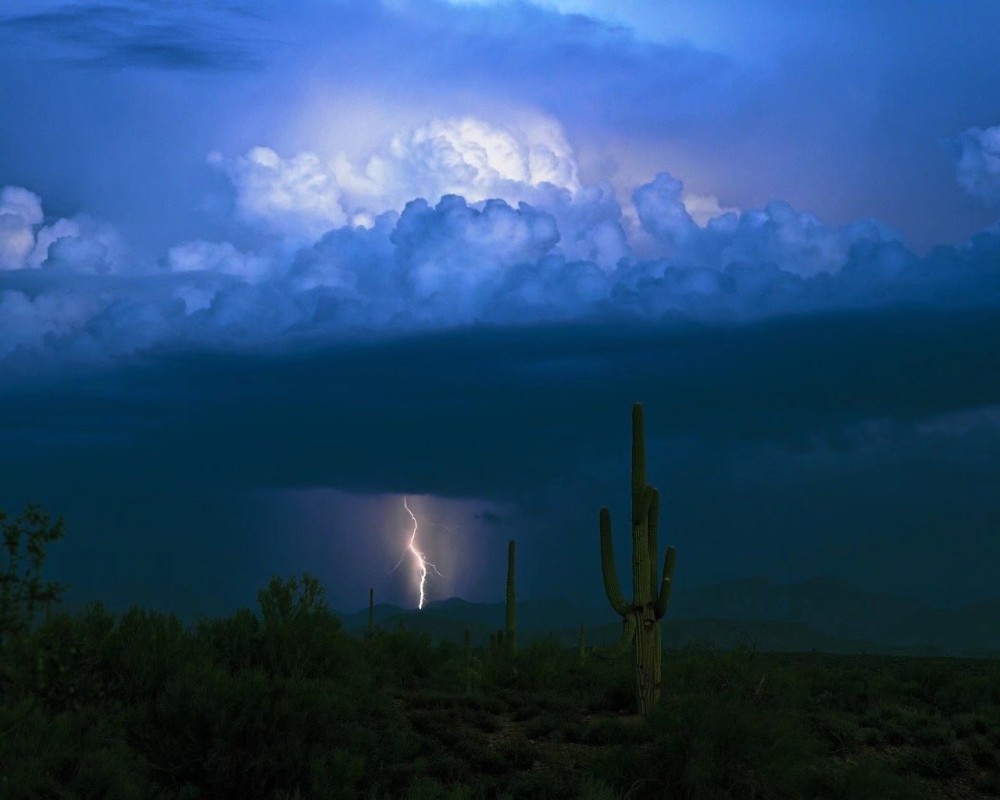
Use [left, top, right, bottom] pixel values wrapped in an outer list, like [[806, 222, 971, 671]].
[[501, 770, 572, 800], [256, 574, 355, 680], [125, 658, 392, 800], [597, 650, 819, 800], [975, 769, 1000, 797], [968, 733, 1000, 769], [514, 636, 567, 691], [19, 602, 117, 713], [0, 703, 153, 799], [0, 504, 67, 649], [662, 692, 817, 799], [951, 712, 989, 738], [576, 778, 618, 800], [900, 660, 958, 704], [105, 606, 193, 705], [809, 755, 936, 800], [523, 708, 579, 741], [812, 710, 865, 755], [575, 649, 634, 712], [194, 606, 261, 674], [897, 743, 963, 779], [583, 716, 650, 746], [366, 628, 438, 690]]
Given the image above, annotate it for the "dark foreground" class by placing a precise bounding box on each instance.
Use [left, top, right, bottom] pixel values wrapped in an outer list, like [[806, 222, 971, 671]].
[[2, 576, 998, 800]]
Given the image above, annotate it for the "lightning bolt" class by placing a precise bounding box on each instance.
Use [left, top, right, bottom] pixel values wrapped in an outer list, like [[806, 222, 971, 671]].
[[389, 496, 442, 609]]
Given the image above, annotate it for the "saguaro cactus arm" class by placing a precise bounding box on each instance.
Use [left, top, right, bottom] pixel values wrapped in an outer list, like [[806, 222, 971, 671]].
[[599, 508, 630, 616], [654, 546, 677, 619]]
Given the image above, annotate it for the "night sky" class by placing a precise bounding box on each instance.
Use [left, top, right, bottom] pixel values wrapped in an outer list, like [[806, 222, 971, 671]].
[[2, 0, 999, 618]]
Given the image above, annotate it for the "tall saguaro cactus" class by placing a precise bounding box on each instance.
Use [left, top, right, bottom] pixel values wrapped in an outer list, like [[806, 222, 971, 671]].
[[506, 539, 517, 656], [599, 403, 677, 715]]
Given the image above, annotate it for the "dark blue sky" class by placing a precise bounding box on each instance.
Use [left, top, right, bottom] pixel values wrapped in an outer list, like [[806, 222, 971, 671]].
[[1, 0, 999, 616]]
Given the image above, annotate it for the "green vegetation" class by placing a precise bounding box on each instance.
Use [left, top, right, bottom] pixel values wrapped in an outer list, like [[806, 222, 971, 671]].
[[599, 402, 677, 715], [2, 500, 998, 799], [1, 504, 67, 651], [3, 577, 999, 799]]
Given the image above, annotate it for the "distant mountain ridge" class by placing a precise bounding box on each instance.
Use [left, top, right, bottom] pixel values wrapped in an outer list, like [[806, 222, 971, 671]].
[[340, 578, 1000, 657], [671, 577, 1000, 655]]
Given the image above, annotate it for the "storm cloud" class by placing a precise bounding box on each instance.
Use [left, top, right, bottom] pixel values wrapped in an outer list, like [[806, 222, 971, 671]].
[[2, 0, 999, 617], [2, 153, 1000, 378]]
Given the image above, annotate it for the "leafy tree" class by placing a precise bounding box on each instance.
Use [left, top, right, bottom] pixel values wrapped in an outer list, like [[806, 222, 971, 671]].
[[256, 573, 349, 678], [257, 572, 328, 627], [0, 505, 67, 650]]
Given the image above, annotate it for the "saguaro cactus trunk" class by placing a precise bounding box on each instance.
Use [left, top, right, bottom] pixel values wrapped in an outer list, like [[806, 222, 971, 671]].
[[599, 403, 677, 715], [506, 539, 517, 656], [368, 587, 374, 638], [464, 626, 473, 694]]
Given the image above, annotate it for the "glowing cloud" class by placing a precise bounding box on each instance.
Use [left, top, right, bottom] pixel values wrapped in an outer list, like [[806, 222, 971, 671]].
[[213, 115, 581, 241]]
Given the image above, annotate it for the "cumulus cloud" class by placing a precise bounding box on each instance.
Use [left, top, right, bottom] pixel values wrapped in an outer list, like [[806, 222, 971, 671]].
[[166, 239, 271, 281], [391, 196, 559, 304], [0, 289, 103, 360], [0, 186, 123, 273], [214, 115, 581, 242], [0, 187, 44, 270], [633, 172, 902, 278], [950, 125, 1000, 205], [371, 116, 580, 204], [3, 153, 1000, 378], [215, 147, 350, 241]]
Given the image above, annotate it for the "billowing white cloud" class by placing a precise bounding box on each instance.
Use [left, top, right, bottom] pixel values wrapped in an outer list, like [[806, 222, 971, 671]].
[[3, 137, 1000, 377], [214, 147, 350, 240], [390, 195, 560, 318], [634, 172, 901, 277], [951, 125, 1000, 206], [0, 186, 44, 270], [372, 116, 580, 204], [37, 216, 122, 274], [167, 239, 271, 281], [215, 115, 581, 241], [0, 186, 123, 273]]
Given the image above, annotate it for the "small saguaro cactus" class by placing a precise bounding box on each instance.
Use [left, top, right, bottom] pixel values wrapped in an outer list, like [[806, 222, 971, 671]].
[[578, 623, 586, 667], [464, 626, 473, 694], [368, 588, 374, 638], [506, 539, 517, 657], [599, 402, 677, 715]]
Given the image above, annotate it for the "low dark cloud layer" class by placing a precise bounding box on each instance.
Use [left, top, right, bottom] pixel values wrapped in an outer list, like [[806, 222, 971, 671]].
[[3, 307, 999, 612]]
